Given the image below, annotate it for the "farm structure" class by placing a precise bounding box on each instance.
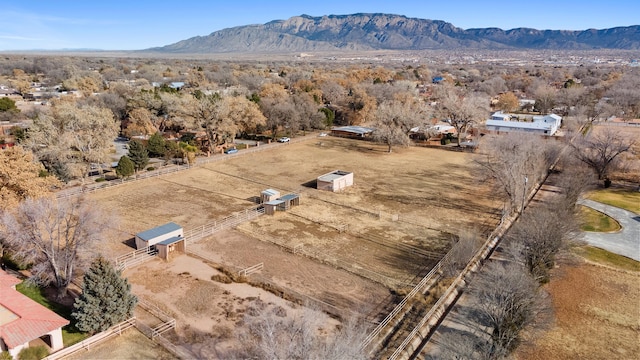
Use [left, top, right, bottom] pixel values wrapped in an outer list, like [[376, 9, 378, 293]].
[[135, 222, 184, 253], [260, 189, 280, 203], [155, 236, 186, 262], [263, 193, 300, 215], [317, 170, 354, 192]]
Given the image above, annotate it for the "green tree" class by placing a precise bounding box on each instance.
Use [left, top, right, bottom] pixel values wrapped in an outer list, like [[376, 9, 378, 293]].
[[0, 97, 18, 112], [147, 132, 166, 158], [71, 256, 137, 334], [127, 140, 148, 172], [115, 156, 135, 178]]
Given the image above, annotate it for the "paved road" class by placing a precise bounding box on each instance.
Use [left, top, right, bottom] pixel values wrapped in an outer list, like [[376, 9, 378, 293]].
[[578, 199, 640, 261]]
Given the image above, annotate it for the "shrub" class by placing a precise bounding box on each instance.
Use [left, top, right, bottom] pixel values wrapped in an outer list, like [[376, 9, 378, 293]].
[[18, 346, 48, 360], [95, 177, 106, 182], [146, 166, 155, 171]]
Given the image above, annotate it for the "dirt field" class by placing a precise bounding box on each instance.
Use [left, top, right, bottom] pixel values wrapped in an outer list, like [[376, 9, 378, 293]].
[[67, 328, 175, 360], [85, 137, 500, 351], [515, 259, 640, 360]]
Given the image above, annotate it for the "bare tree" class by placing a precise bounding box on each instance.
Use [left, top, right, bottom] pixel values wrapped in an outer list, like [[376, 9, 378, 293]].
[[506, 202, 577, 283], [238, 303, 368, 360], [0, 197, 112, 298], [570, 127, 635, 184], [466, 262, 543, 358], [441, 229, 483, 278], [372, 98, 427, 152], [435, 85, 489, 146], [476, 133, 557, 214]]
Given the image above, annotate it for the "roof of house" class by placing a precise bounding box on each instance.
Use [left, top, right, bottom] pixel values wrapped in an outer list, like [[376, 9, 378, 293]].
[[155, 236, 184, 246], [264, 200, 285, 206], [0, 271, 70, 349], [486, 119, 554, 131], [136, 222, 182, 241], [331, 126, 375, 135]]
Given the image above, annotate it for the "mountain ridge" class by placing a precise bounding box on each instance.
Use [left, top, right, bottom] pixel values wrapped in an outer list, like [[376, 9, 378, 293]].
[[148, 13, 640, 53]]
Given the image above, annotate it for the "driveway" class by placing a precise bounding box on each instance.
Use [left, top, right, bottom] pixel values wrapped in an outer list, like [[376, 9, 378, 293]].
[[578, 199, 640, 261]]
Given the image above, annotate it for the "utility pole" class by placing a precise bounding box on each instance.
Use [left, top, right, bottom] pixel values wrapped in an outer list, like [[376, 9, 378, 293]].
[[521, 176, 528, 213]]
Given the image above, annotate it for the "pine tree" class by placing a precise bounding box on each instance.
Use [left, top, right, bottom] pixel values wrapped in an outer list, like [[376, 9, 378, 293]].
[[115, 155, 135, 178], [127, 139, 149, 172], [147, 132, 166, 158], [71, 257, 137, 334]]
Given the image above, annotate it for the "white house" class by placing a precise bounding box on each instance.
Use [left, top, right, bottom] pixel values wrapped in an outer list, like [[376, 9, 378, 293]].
[[0, 271, 69, 358], [485, 112, 562, 136]]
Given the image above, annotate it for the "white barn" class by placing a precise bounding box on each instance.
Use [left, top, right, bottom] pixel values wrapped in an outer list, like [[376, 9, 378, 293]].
[[317, 170, 353, 192], [135, 222, 184, 250]]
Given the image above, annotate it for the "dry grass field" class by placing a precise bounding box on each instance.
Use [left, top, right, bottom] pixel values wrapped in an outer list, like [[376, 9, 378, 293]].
[[591, 124, 640, 184], [86, 137, 500, 351], [515, 258, 640, 360], [66, 328, 175, 360]]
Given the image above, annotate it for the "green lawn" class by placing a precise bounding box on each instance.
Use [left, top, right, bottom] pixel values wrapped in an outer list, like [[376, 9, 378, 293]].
[[574, 246, 640, 272], [586, 189, 640, 214], [578, 206, 621, 232], [16, 283, 89, 346]]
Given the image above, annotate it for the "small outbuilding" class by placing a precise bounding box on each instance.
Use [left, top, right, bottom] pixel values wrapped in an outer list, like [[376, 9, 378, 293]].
[[155, 236, 186, 262], [135, 222, 184, 250], [317, 170, 354, 192], [278, 194, 300, 210], [261, 189, 281, 203], [263, 199, 286, 215]]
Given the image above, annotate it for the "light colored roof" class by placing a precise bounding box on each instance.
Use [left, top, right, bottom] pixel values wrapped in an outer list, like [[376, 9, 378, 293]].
[[155, 236, 184, 246], [331, 126, 375, 135], [486, 119, 553, 130], [264, 200, 285, 206], [318, 170, 352, 182], [136, 222, 182, 241], [261, 189, 280, 196], [278, 194, 299, 201], [0, 271, 69, 349]]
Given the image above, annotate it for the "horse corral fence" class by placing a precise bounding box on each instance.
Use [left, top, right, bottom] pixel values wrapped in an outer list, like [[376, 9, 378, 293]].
[[42, 318, 136, 360], [239, 262, 264, 276], [56, 135, 315, 199]]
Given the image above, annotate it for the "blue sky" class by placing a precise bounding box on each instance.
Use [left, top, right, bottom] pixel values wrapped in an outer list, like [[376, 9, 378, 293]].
[[1, 0, 637, 51]]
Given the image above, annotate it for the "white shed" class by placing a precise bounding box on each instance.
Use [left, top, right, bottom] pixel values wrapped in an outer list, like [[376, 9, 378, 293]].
[[317, 170, 353, 192], [135, 222, 183, 250], [261, 189, 281, 203]]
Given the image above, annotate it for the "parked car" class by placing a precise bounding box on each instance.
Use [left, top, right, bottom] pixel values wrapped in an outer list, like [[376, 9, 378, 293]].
[[224, 147, 238, 154], [278, 137, 290, 143]]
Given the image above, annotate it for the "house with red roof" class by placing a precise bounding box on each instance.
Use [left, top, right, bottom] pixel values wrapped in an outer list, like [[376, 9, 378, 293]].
[[0, 271, 69, 358]]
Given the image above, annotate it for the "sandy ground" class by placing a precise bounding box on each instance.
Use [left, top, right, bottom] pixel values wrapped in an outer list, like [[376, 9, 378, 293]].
[[66, 328, 175, 360], [126, 254, 341, 356], [515, 261, 640, 360]]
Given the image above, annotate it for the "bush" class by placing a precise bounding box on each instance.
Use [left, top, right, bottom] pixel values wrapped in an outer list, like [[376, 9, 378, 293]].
[[146, 166, 155, 171], [95, 177, 106, 182], [18, 346, 48, 360]]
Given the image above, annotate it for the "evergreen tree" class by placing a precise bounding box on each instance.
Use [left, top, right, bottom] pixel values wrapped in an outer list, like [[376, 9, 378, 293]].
[[115, 155, 135, 178], [71, 257, 137, 334], [147, 132, 166, 158], [127, 140, 149, 172]]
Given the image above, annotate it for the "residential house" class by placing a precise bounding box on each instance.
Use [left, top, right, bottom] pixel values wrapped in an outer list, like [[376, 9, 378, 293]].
[[0, 271, 69, 358], [485, 111, 563, 136]]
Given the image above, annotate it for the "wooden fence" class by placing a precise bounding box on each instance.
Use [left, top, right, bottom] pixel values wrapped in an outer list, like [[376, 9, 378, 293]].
[[239, 262, 264, 276], [183, 207, 265, 243], [43, 318, 135, 360]]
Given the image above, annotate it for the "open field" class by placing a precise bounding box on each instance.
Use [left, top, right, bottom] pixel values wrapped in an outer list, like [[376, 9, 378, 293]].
[[86, 137, 500, 349], [88, 138, 499, 288], [515, 254, 640, 360]]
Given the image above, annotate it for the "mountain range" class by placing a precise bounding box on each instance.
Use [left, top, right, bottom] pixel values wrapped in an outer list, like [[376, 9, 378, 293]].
[[149, 13, 640, 53]]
